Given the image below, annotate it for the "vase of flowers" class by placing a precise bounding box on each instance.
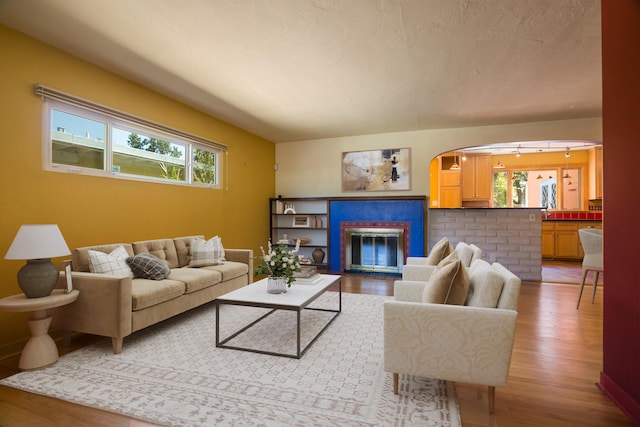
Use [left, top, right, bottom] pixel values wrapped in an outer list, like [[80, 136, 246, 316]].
[[255, 239, 302, 294]]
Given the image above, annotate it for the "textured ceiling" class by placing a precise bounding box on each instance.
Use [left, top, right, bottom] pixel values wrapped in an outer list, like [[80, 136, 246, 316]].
[[0, 0, 602, 143]]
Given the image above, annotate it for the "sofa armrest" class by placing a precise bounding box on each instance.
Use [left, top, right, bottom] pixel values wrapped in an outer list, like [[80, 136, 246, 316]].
[[51, 272, 133, 340], [384, 301, 518, 387], [224, 249, 254, 283], [402, 264, 436, 281]]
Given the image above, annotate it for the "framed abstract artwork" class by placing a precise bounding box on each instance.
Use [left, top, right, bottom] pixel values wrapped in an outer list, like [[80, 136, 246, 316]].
[[341, 148, 410, 192]]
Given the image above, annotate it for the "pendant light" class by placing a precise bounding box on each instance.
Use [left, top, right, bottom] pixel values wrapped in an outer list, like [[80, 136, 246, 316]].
[[450, 154, 460, 170], [562, 147, 571, 179], [536, 149, 544, 180], [493, 160, 505, 169]]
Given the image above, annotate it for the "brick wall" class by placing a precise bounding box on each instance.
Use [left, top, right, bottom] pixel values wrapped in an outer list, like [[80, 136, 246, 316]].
[[428, 208, 542, 281]]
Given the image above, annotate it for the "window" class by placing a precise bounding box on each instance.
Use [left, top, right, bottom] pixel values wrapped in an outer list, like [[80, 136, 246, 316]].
[[493, 169, 559, 208], [40, 85, 225, 187]]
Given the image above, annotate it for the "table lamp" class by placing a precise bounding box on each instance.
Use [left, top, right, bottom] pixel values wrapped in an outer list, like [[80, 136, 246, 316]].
[[4, 224, 71, 298]]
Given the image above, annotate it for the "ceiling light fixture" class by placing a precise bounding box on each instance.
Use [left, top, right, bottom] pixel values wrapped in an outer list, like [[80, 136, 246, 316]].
[[516, 145, 521, 157], [461, 151, 467, 161], [493, 160, 505, 169]]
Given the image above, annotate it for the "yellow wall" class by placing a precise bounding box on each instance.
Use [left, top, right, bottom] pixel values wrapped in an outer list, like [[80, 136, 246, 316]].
[[0, 25, 275, 357]]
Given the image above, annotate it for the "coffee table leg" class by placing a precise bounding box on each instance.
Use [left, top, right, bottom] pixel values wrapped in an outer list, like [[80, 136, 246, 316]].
[[297, 310, 301, 358], [19, 309, 58, 370]]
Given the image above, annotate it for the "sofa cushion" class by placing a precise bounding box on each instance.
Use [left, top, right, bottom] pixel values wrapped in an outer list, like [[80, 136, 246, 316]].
[[203, 261, 249, 282], [168, 267, 222, 293], [189, 237, 225, 267], [173, 235, 205, 267], [466, 260, 504, 308], [132, 239, 179, 269], [74, 243, 134, 273], [131, 278, 186, 311], [425, 237, 453, 265], [126, 253, 171, 280], [88, 246, 134, 277], [422, 259, 470, 305]]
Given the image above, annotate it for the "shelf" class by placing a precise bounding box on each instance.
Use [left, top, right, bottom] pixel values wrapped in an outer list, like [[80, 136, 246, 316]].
[[270, 197, 330, 271]]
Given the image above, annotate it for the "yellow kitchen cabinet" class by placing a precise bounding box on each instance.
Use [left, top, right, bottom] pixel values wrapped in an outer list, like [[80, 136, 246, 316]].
[[588, 147, 603, 200], [554, 222, 580, 258], [542, 221, 602, 259], [439, 155, 461, 208], [462, 155, 491, 200], [542, 222, 555, 258]]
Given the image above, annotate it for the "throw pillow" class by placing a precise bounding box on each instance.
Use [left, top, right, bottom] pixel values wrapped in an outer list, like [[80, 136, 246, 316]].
[[425, 237, 453, 265], [88, 245, 133, 277], [454, 242, 474, 267], [126, 253, 170, 280], [421, 259, 470, 305], [189, 236, 225, 267], [437, 250, 460, 267], [466, 263, 504, 308]]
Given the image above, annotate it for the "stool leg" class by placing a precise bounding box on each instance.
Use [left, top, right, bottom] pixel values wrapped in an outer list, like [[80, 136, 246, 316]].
[[591, 271, 600, 304], [577, 268, 588, 309]]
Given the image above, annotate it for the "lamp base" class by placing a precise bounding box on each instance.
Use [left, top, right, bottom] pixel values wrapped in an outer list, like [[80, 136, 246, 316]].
[[17, 259, 59, 298]]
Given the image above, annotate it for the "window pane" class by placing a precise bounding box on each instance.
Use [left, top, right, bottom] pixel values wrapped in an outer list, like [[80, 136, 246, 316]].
[[51, 109, 106, 169], [193, 147, 217, 185], [493, 171, 508, 207], [511, 172, 529, 207], [562, 168, 580, 209], [112, 128, 186, 181]]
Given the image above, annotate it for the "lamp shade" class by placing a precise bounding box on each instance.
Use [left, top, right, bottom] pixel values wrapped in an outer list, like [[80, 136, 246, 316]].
[[5, 224, 70, 260]]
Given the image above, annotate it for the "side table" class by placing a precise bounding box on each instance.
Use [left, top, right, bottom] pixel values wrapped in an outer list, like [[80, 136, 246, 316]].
[[0, 289, 79, 370]]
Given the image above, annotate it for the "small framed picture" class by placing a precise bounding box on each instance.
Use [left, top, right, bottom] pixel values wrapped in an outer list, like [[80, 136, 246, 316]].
[[64, 264, 73, 293], [292, 215, 311, 228]]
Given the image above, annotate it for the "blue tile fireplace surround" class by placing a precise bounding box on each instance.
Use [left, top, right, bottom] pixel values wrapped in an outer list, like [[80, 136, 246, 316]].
[[328, 198, 425, 273]]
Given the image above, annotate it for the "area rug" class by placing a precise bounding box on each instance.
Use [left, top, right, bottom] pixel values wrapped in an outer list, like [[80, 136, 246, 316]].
[[0, 292, 461, 427]]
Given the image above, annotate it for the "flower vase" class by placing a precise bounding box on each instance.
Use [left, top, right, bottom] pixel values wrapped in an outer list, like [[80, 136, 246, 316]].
[[267, 276, 287, 294]]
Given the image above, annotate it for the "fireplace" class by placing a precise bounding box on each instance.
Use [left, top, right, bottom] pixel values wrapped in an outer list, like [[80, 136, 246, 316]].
[[341, 222, 409, 274]]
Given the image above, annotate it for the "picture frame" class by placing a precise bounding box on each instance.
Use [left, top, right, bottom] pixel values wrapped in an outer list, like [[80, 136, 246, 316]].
[[64, 264, 73, 293], [291, 215, 311, 228], [341, 148, 410, 192]]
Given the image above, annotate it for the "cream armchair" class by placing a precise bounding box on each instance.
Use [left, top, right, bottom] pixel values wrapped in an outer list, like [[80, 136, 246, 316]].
[[384, 261, 521, 413], [404, 241, 482, 281]]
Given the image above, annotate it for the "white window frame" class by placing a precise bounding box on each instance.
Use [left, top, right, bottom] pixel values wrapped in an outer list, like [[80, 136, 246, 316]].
[[38, 85, 225, 188]]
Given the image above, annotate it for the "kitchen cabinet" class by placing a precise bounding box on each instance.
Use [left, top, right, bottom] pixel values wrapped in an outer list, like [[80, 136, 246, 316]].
[[439, 155, 461, 208], [588, 147, 603, 200], [462, 155, 491, 201], [542, 221, 602, 259]]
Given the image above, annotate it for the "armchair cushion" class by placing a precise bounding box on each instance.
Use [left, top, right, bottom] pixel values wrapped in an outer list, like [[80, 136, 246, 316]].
[[466, 260, 504, 308], [424, 237, 453, 265], [422, 258, 470, 305], [454, 242, 474, 266]]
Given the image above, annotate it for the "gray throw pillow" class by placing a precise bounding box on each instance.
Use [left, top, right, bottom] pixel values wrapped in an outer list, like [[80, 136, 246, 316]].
[[126, 253, 170, 280]]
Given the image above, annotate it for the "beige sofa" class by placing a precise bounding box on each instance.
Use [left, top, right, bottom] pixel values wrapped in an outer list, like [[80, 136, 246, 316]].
[[384, 259, 521, 413], [52, 236, 253, 354]]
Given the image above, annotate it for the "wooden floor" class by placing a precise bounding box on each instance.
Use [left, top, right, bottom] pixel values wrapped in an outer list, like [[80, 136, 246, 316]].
[[0, 261, 631, 426]]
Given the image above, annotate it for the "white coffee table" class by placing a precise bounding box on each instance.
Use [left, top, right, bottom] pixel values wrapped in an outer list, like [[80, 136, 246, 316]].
[[215, 274, 341, 358]]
